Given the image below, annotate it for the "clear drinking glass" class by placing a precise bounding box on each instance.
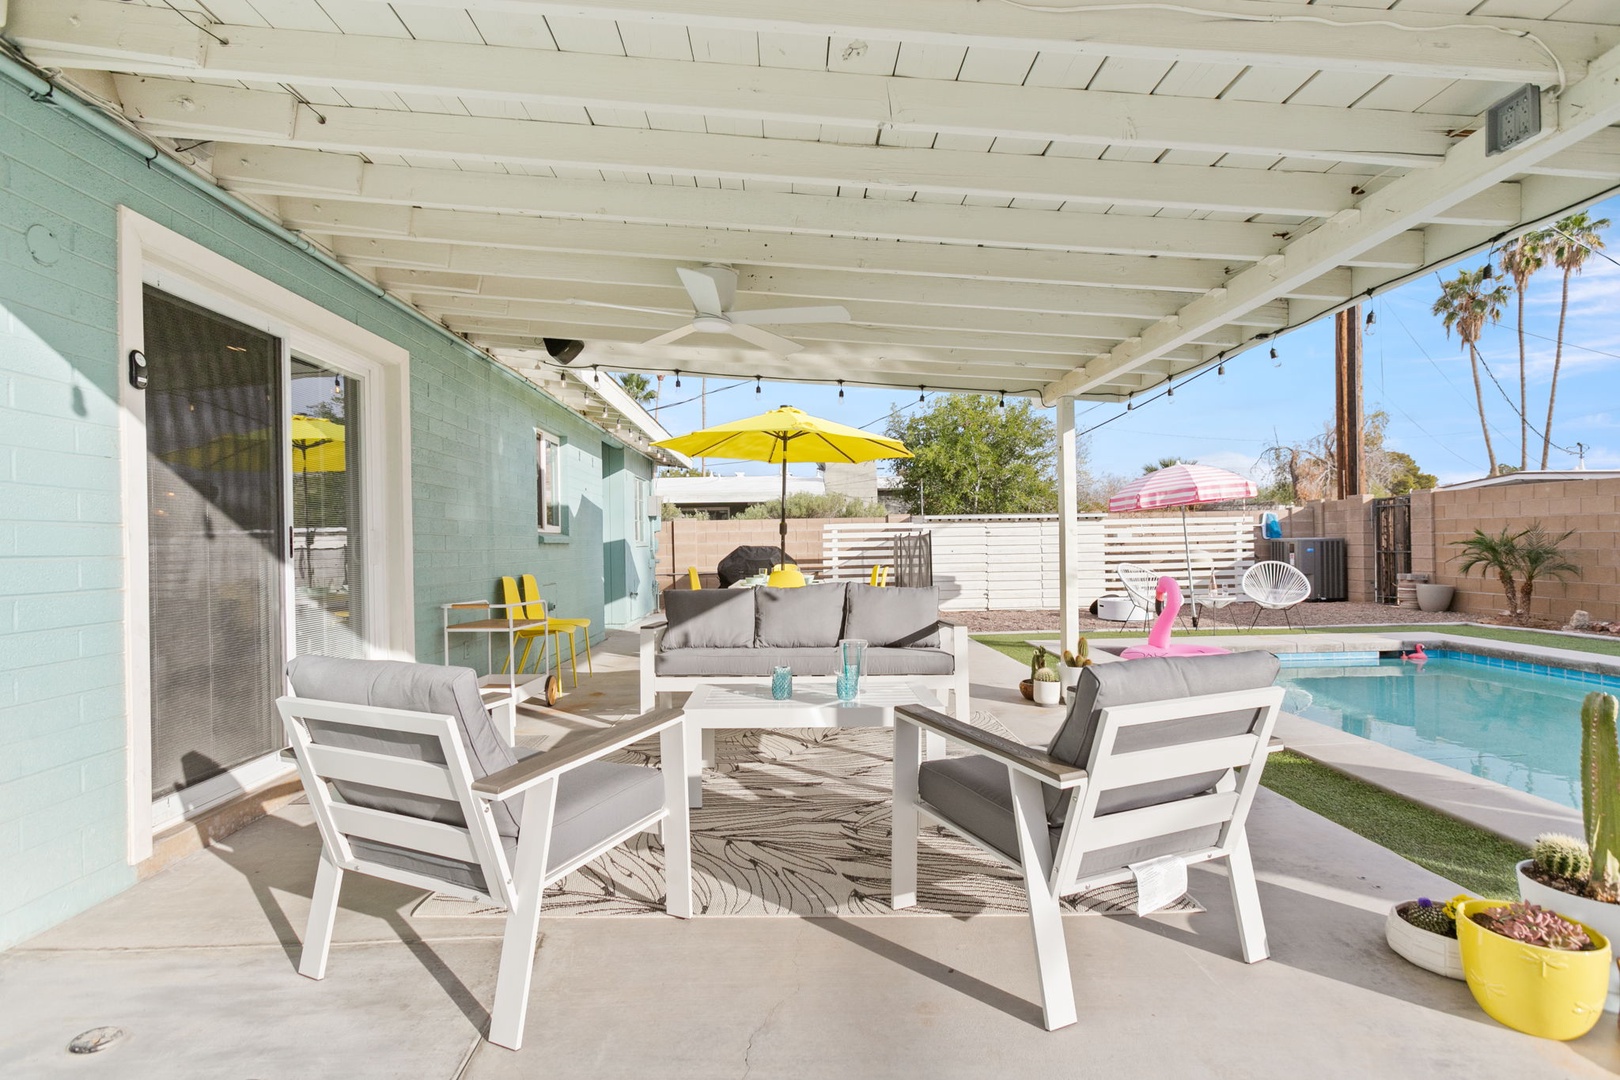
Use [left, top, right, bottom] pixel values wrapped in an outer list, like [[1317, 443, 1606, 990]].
[[836, 638, 867, 701], [771, 665, 793, 700]]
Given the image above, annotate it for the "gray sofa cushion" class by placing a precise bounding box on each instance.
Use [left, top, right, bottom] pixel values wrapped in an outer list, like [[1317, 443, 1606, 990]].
[[1043, 651, 1281, 826], [286, 655, 523, 839], [349, 761, 664, 894], [662, 588, 756, 649], [655, 645, 954, 678], [918, 754, 1222, 882], [843, 584, 940, 648], [756, 583, 847, 648]]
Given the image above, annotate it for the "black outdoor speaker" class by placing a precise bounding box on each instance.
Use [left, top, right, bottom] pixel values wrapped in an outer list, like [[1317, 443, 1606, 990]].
[[544, 338, 584, 364]]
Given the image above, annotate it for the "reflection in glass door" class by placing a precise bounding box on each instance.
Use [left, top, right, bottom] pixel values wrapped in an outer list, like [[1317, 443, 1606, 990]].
[[142, 286, 285, 805], [290, 359, 366, 658]]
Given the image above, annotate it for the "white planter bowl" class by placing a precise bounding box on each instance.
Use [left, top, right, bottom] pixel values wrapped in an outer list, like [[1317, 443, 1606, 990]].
[[1061, 665, 1085, 693], [1032, 679, 1062, 706], [1385, 902, 1465, 980], [1517, 860, 1620, 1013], [1415, 583, 1455, 613]]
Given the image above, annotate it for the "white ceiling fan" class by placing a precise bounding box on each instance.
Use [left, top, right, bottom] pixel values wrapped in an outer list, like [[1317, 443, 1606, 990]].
[[566, 264, 849, 355]]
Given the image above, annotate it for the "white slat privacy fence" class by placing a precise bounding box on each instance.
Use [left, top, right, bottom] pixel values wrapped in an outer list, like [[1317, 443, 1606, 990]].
[[824, 515, 1258, 611]]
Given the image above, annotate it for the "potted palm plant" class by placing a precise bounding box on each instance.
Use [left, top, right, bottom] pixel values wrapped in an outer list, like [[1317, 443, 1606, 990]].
[[1517, 691, 1620, 1012]]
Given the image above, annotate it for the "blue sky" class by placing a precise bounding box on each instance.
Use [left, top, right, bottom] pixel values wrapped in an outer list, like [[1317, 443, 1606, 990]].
[[638, 194, 1620, 488]]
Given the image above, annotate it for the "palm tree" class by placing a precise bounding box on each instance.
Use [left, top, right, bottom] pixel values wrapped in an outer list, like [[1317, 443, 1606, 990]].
[[1541, 213, 1609, 468], [1514, 524, 1580, 621], [1498, 235, 1546, 471], [1452, 523, 1580, 625], [615, 372, 658, 406], [1433, 267, 1508, 477]]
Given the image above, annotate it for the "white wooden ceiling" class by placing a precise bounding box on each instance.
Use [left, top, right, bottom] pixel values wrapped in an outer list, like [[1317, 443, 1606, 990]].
[[8, 0, 1620, 404]]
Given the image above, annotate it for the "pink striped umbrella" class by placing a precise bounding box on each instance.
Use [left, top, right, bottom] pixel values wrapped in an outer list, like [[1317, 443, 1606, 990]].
[[1108, 463, 1257, 512], [1109, 463, 1257, 627]]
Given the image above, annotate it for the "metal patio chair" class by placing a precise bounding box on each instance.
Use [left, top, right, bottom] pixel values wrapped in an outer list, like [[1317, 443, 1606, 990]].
[[1241, 560, 1312, 629]]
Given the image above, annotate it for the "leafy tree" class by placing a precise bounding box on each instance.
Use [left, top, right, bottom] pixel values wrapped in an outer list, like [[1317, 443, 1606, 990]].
[[885, 395, 1058, 514], [1453, 522, 1580, 625], [1384, 452, 1438, 496], [737, 492, 884, 519], [1433, 266, 1509, 478], [1498, 236, 1547, 470], [1540, 213, 1609, 467], [616, 372, 658, 406], [1260, 411, 1435, 502]]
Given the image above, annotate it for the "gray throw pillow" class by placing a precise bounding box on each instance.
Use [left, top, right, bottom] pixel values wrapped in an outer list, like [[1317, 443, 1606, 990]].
[[842, 584, 940, 648], [1044, 651, 1281, 826], [755, 583, 847, 648], [662, 588, 756, 649]]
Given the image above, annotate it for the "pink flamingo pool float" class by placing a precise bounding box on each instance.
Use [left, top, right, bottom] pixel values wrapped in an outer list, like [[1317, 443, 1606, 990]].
[[1120, 576, 1232, 660], [1402, 643, 1428, 665]]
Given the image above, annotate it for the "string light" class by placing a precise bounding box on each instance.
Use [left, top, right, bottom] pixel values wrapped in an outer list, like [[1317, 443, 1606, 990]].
[[918, 385, 926, 402], [1126, 393, 1134, 411], [1365, 309, 1377, 335], [837, 380, 844, 399], [674, 370, 681, 388], [999, 391, 1006, 408], [1217, 361, 1225, 376], [755, 375, 762, 394], [1270, 347, 1281, 368], [592, 366, 600, 384], [1166, 378, 1174, 398]]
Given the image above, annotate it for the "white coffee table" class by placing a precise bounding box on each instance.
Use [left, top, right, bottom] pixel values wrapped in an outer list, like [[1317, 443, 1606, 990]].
[[679, 680, 942, 808]]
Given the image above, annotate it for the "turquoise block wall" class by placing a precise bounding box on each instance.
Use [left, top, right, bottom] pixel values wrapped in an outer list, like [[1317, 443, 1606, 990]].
[[0, 73, 655, 949]]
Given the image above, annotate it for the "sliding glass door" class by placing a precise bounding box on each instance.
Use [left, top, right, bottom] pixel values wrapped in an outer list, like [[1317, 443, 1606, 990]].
[[290, 358, 366, 659]]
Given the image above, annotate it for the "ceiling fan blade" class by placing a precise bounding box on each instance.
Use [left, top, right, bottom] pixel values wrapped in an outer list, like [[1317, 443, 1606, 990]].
[[727, 322, 803, 355], [566, 298, 686, 317], [643, 324, 700, 347], [729, 305, 851, 326], [676, 265, 733, 315]]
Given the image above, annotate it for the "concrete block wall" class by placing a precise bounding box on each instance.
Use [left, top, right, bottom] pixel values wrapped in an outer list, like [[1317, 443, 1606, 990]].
[[0, 73, 654, 948], [1275, 496, 1377, 601]]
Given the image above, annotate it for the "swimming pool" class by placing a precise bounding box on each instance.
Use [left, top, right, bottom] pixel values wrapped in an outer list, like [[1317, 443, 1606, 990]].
[[1275, 650, 1620, 809]]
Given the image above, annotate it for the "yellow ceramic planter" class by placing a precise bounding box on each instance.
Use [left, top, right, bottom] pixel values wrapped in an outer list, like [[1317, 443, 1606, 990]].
[[1456, 899, 1612, 1040]]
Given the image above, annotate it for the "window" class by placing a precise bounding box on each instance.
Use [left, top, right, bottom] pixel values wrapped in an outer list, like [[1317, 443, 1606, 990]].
[[633, 476, 649, 543], [537, 430, 563, 533]]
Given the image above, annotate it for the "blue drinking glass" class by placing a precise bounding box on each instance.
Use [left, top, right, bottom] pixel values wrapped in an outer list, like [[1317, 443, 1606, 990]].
[[836, 639, 867, 701], [771, 665, 793, 700]]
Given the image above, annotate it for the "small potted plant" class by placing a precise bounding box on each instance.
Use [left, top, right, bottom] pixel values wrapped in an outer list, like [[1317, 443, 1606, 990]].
[[1019, 646, 1047, 701], [1385, 894, 1467, 980], [1516, 691, 1620, 1012], [1032, 661, 1061, 706], [1455, 898, 1610, 1040], [1059, 637, 1092, 694]]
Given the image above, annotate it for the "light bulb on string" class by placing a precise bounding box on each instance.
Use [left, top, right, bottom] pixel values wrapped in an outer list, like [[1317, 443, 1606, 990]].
[[674, 370, 681, 389], [1166, 378, 1174, 399], [998, 391, 1006, 408], [918, 386, 926, 403], [837, 380, 844, 399], [1126, 393, 1134, 412], [1365, 309, 1377, 336], [592, 366, 600, 385], [755, 375, 762, 394], [1270, 347, 1280, 368], [1217, 361, 1226, 377]]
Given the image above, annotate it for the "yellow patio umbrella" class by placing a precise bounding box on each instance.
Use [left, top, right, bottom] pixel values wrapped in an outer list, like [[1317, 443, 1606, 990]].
[[162, 414, 345, 473], [652, 405, 911, 553]]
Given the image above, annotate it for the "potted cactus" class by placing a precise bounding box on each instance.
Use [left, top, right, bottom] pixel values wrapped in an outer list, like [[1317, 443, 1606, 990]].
[[1018, 646, 1047, 701], [1384, 895, 1467, 980], [1516, 691, 1620, 1012], [1058, 637, 1092, 693], [1456, 899, 1610, 1040], [1032, 663, 1061, 706]]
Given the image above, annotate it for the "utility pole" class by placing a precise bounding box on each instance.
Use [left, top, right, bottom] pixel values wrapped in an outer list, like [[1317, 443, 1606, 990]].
[[1334, 304, 1365, 498]]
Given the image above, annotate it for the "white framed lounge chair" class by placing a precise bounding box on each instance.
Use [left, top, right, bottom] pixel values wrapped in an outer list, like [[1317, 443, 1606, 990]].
[[891, 653, 1284, 1030], [278, 656, 690, 1050]]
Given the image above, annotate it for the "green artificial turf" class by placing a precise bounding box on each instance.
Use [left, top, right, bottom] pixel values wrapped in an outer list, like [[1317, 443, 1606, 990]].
[[1260, 751, 1529, 898]]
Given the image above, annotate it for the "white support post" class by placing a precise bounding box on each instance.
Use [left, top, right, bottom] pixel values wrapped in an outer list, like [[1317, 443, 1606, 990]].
[[1056, 396, 1079, 659], [891, 717, 922, 911]]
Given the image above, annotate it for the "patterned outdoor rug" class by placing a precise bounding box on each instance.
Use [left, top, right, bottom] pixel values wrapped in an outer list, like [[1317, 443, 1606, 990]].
[[412, 715, 1201, 919]]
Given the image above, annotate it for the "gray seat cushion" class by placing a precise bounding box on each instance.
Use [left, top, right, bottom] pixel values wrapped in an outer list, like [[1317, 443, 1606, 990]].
[[843, 584, 940, 648], [662, 588, 756, 649], [756, 583, 847, 647], [918, 754, 1223, 883], [655, 645, 954, 677], [286, 655, 523, 838], [350, 761, 665, 894], [1043, 652, 1281, 826]]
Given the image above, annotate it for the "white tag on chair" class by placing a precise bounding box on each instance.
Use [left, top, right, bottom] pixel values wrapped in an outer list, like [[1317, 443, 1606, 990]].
[[1129, 854, 1188, 915]]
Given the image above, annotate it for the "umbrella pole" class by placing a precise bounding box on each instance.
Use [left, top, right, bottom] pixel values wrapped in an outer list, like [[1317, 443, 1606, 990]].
[[1182, 506, 1198, 628], [779, 456, 789, 558]]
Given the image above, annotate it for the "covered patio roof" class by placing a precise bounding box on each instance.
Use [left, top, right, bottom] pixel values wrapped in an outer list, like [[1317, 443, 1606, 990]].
[[6, 0, 1620, 405]]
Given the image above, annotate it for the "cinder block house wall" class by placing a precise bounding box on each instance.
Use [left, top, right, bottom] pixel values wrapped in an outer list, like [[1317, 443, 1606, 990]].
[[1275, 496, 1377, 602], [0, 74, 654, 949]]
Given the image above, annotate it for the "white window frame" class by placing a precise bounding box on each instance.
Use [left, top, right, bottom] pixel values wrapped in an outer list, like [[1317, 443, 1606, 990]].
[[116, 209, 415, 862], [633, 476, 649, 544], [537, 429, 563, 535]]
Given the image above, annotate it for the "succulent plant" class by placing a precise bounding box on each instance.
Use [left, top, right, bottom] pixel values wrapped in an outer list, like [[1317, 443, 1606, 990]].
[[1029, 645, 1049, 681], [1532, 833, 1592, 883], [1472, 901, 1595, 952], [1401, 897, 1457, 938], [1033, 667, 1060, 683], [1580, 692, 1620, 902]]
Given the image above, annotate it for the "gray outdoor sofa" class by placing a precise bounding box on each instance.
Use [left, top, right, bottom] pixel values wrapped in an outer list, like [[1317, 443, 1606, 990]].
[[639, 582, 970, 717]]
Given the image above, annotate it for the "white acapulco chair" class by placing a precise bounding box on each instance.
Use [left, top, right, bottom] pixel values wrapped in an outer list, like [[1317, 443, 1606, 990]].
[[1241, 560, 1312, 629], [1116, 563, 1160, 630]]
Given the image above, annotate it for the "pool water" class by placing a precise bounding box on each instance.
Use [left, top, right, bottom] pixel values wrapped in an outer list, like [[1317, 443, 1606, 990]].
[[1275, 652, 1620, 809]]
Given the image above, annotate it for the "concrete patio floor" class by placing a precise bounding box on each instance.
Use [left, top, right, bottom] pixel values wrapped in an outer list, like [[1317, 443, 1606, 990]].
[[3, 632, 1617, 1079]]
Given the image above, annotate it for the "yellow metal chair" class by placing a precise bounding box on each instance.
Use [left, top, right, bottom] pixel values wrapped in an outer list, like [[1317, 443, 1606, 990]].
[[688, 567, 702, 590], [520, 574, 593, 686], [868, 564, 890, 587], [765, 563, 806, 588]]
